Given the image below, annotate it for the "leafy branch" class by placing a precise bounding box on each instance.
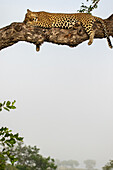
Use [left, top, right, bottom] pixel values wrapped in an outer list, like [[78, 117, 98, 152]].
[[0, 127, 23, 165], [78, 0, 101, 13], [0, 100, 16, 112]]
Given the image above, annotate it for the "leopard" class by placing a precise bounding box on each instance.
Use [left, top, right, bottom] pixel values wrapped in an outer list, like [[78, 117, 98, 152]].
[[24, 9, 112, 48]]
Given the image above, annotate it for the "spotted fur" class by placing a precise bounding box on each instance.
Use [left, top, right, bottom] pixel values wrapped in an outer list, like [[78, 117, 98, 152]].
[[24, 9, 112, 48]]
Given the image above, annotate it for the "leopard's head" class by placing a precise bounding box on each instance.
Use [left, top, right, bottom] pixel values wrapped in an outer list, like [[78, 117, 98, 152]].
[[24, 9, 39, 25]]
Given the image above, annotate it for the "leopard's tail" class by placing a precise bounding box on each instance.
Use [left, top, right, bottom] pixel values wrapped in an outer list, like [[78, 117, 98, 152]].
[[95, 17, 112, 49], [106, 36, 113, 49]]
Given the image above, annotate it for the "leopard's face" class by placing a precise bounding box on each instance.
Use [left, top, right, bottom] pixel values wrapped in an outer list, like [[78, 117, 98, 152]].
[[24, 9, 50, 27], [24, 9, 39, 25]]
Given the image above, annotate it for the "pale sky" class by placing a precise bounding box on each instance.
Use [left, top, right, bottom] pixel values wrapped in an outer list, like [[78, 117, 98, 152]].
[[0, 0, 113, 169]]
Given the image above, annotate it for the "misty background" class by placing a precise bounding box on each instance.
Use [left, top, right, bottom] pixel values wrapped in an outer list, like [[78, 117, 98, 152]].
[[0, 0, 113, 169]]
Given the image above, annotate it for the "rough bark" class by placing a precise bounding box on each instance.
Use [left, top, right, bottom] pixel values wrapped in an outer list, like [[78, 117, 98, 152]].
[[0, 14, 113, 52]]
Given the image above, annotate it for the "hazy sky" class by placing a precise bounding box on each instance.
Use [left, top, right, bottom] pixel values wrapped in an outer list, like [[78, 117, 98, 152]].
[[0, 0, 113, 169]]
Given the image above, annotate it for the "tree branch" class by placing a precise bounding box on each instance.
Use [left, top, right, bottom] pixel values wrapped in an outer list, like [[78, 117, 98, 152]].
[[0, 14, 113, 52]]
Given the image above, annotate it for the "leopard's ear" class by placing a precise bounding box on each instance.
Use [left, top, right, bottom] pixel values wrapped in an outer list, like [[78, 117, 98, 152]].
[[27, 9, 32, 13]]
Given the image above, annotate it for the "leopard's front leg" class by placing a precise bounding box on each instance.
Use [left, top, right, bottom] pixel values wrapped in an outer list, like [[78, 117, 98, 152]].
[[88, 29, 96, 45]]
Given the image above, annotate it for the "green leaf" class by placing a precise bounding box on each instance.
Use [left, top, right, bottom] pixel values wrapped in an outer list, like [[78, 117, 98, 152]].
[[3, 107, 10, 111], [5, 142, 11, 147], [10, 106, 16, 109], [0, 127, 4, 131], [14, 133, 19, 139], [4, 132, 10, 137], [6, 101, 11, 107], [0, 137, 5, 141], [7, 105, 16, 110], [2, 148, 6, 152], [9, 138, 16, 145], [51, 159, 55, 162], [17, 137, 24, 141], [3, 101, 6, 106], [7, 106, 12, 109], [12, 100, 16, 106], [5, 150, 10, 156]]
